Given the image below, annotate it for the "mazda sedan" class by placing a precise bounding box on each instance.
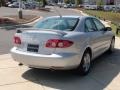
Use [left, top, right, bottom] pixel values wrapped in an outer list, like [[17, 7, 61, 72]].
[[11, 16, 115, 75]]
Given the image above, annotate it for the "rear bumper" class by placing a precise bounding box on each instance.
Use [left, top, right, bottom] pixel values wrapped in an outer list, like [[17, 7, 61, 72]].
[[11, 47, 81, 70]]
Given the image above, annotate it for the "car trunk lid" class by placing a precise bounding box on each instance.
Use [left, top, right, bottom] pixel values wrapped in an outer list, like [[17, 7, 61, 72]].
[[15, 29, 66, 55]]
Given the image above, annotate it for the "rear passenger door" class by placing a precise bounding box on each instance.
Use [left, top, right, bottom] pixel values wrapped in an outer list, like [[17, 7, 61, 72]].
[[84, 18, 105, 57], [92, 18, 111, 50]]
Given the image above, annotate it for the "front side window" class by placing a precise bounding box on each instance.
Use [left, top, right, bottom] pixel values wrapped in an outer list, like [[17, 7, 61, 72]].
[[34, 17, 79, 31], [85, 18, 97, 32]]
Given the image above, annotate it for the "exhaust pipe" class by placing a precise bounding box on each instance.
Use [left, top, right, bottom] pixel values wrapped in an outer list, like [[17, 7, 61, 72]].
[[17, 30, 22, 33], [50, 68, 55, 71], [18, 63, 23, 66], [49, 66, 63, 71]]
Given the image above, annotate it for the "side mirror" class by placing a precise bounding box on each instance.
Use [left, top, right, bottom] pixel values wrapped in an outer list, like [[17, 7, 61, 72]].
[[104, 27, 112, 31], [16, 30, 22, 33]]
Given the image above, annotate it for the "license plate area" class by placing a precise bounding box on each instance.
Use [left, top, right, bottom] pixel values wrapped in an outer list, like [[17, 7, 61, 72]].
[[27, 44, 39, 53]]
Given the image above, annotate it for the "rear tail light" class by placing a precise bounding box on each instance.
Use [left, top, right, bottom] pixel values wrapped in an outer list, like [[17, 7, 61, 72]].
[[46, 39, 73, 48], [14, 36, 21, 45]]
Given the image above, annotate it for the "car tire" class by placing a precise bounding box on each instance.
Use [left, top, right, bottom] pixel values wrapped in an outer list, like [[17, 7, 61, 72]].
[[108, 38, 115, 53], [76, 50, 91, 76]]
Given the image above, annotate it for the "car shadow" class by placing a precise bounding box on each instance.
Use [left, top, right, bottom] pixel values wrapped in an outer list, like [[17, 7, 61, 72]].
[[22, 48, 120, 90]]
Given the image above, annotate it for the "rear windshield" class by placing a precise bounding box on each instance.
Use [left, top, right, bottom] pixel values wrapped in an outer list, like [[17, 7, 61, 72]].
[[34, 17, 79, 31]]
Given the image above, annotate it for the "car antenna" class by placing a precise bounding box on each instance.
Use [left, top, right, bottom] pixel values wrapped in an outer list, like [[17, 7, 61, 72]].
[[53, 5, 62, 18]]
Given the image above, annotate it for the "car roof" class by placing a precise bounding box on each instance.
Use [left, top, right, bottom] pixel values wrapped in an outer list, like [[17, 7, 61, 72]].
[[45, 15, 80, 19], [46, 15, 95, 19]]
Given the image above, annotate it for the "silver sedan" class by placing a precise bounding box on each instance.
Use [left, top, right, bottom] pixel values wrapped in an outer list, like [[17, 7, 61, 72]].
[[11, 16, 115, 75]]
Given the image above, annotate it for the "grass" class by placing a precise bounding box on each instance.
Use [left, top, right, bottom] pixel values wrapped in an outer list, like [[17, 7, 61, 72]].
[[111, 24, 120, 37], [80, 9, 120, 37]]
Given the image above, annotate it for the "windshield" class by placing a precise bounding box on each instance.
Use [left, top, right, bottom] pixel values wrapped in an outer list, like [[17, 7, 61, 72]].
[[34, 17, 79, 31]]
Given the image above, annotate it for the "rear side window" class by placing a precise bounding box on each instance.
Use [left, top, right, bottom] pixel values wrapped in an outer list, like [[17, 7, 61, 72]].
[[92, 18, 105, 31], [85, 18, 97, 32]]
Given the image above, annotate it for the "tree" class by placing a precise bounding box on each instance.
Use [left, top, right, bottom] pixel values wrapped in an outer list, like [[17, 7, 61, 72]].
[[18, 0, 47, 19], [64, 0, 70, 4], [0, 0, 1, 7], [0, 0, 6, 6], [35, 0, 47, 8], [18, 0, 26, 19], [64, 0, 82, 5], [97, 0, 104, 6], [77, 0, 83, 5], [43, 0, 47, 7]]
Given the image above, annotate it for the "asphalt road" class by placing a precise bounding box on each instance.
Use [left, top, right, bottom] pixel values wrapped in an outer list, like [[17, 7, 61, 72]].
[[0, 6, 81, 17], [0, 6, 81, 55]]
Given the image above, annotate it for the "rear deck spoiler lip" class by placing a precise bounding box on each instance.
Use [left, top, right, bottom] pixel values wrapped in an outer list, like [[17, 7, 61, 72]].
[[16, 28, 67, 35]]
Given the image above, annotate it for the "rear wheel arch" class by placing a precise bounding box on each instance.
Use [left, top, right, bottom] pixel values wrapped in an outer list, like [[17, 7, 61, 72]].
[[112, 36, 115, 40], [108, 36, 115, 53], [76, 47, 92, 76], [85, 47, 92, 59]]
